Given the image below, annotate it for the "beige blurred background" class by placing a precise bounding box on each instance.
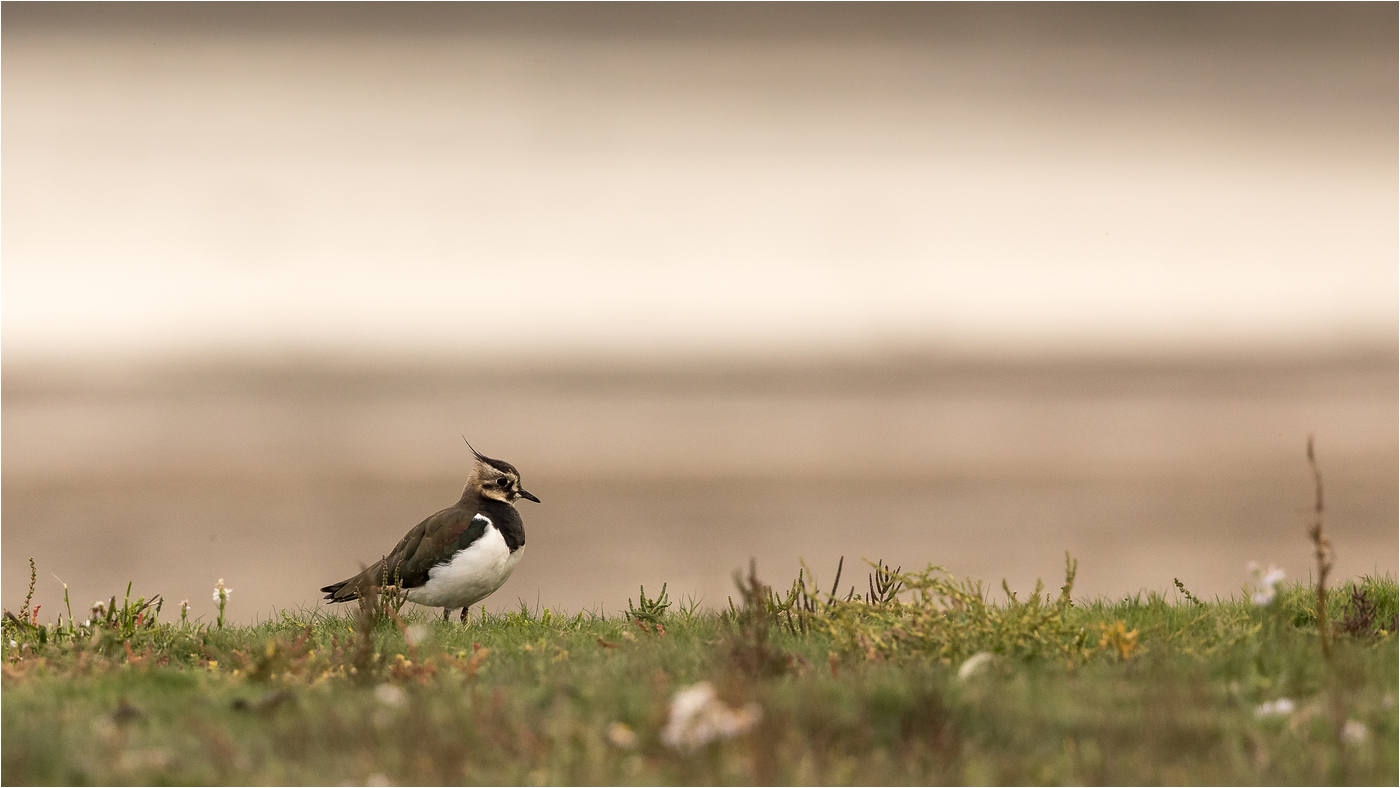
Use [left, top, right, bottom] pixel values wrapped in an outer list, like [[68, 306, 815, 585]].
[[3, 3, 1396, 625]]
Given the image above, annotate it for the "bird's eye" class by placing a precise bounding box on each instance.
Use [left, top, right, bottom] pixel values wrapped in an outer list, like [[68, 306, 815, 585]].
[[497, 478, 510, 487]]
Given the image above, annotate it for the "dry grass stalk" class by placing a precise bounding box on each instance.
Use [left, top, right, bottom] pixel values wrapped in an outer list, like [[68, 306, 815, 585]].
[[1306, 434, 1332, 660]]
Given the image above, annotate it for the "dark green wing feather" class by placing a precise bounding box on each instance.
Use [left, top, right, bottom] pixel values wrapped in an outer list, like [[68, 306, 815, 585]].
[[320, 506, 486, 602], [392, 508, 489, 589]]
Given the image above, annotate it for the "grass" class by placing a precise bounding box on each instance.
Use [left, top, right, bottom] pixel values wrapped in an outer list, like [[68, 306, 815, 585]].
[[2, 556, 1396, 785]]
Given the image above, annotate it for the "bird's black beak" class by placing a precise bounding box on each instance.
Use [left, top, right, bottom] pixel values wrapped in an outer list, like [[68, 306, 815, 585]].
[[518, 489, 541, 503]]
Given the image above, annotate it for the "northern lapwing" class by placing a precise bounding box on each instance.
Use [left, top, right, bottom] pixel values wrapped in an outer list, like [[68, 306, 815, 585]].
[[320, 443, 539, 621]]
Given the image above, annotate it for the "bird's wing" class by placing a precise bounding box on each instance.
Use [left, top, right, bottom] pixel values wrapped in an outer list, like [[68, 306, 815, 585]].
[[321, 513, 432, 600], [321, 506, 488, 602], [388, 507, 491, 590]]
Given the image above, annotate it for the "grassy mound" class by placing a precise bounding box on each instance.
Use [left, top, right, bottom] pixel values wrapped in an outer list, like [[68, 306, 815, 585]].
[[3, 558, 1396, 785]]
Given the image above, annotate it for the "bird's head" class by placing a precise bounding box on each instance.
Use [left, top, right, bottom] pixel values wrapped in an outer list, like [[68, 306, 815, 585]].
[[464, 441, 540, 505]]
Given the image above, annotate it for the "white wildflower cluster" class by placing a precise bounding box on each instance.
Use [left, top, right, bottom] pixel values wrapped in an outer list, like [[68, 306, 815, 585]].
[[660, 681, 761, 751], [1247, 562, 1285, 605], [374, 684, 407, 708], [1342, 719, 1369, 745], [1254, 698, 1295, 718], [958, 652, 994, 680], [212, 579, 232, 603]]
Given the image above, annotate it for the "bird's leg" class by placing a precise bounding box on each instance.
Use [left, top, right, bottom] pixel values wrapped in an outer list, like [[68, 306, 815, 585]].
[[460, 606, 470, 625], [443, 607, 453, 622]]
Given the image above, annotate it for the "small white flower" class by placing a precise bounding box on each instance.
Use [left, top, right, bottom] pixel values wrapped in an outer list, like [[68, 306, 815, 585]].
[[404, 624, 429, 647], [958, 651, 994, 680], [8, 640, 15, 648], [374, 684, 407, 708], [1382, 694, 1396, 711], [660, 681, 761, 751], [1248, 562, 1285, 605], [1255, 698, 1295, 718], [606, 721, 638, 749], [212, 579, 231, 603], [1342, 719, 1368, 745]]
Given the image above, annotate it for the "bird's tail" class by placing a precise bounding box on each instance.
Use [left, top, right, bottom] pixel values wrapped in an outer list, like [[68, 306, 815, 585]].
[[320, 559, 386, 603], [319, 579, 358, 603]]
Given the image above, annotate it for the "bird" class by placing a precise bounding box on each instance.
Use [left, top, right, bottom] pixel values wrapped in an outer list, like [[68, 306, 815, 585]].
[[320, 443, 540, 622]]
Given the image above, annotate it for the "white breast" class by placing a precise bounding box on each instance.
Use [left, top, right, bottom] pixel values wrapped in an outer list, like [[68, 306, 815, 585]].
[[405, 515, 525, 610]]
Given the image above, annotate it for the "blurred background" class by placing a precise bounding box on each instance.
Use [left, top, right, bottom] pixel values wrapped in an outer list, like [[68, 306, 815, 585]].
[[4, 3, 1396, 625]]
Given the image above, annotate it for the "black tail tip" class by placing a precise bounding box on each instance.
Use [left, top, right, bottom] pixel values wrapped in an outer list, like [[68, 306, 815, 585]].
[[320, 581, 354, 602]]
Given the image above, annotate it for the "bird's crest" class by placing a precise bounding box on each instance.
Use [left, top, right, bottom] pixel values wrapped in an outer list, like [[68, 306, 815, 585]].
[[462, 437, 519, 475]]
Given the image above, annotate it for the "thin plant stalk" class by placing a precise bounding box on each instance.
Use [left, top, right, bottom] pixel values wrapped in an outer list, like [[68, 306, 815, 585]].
[[1306, 435, 1332, 660]]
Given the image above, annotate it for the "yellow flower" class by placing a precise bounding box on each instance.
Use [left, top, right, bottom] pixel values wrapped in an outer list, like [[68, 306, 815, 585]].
[[1098, 621, 1139, 659]]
